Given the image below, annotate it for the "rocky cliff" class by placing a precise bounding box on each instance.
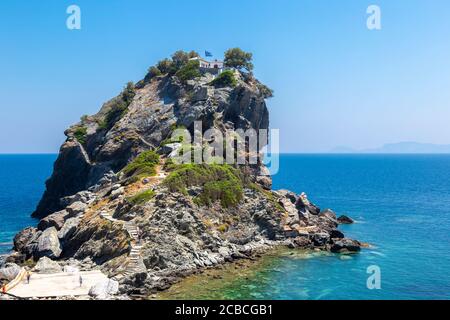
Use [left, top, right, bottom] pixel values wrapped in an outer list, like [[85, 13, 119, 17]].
[[4, 51, 363, 298]]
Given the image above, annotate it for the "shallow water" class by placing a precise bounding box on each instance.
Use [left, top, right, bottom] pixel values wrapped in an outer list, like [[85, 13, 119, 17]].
[[158, 154, 450, 300]]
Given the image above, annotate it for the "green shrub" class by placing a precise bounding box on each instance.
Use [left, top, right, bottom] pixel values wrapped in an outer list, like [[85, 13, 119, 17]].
[[163, 163, 243, 208], [122, 150, 160, 179], [73, 126, 87, 145], [209, 70, 237, 88], [172, 50, 190, 70], [146, 66, 162, 79], [157, 58, 174, 74], [175, 59, 201, 83], [126, 189, 155, 205], [257, 83, 274, 98]]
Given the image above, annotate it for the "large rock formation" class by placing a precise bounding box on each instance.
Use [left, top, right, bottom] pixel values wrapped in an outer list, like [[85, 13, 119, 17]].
[[10, 52, 361, 298]]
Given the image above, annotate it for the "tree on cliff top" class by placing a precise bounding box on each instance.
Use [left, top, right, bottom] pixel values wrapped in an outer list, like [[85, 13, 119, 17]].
[[224, 48, 254, 72]]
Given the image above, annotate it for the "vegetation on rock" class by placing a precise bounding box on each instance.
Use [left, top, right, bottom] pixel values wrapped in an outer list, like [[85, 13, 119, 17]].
[[126, 189, 155, 206], [73, 126, 87, 145], [98, 82, 136, 130], [163, 163, 244, 208], [224, 48, 254, 72], [122, 150, 160, 180], [209, 70, 237, 88], [176, 59, 201, 83]]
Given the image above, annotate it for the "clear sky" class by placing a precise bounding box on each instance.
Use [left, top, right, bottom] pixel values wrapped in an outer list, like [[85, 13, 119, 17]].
[[1, 0, 450, 153]]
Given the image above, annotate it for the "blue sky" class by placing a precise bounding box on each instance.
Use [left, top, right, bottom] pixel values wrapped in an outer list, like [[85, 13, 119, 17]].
[[1, 0, 450, 153]]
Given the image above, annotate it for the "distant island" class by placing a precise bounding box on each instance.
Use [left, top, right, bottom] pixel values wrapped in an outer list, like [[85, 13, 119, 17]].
[[330, 142, 450, 154]]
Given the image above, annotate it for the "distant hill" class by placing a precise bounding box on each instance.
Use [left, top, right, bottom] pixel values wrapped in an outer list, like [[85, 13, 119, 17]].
[[330, 142, 450, 154]]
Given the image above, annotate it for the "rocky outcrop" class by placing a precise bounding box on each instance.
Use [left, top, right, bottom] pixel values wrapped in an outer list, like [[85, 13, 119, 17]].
[[37, 210, 68, 231], [10, 53, 363, 299], [32, 72, 270, 219], [337, 215, 355, 224]]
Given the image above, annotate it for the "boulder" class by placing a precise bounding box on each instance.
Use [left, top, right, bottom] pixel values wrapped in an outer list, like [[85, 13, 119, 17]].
[[66, 201, 88, 218], [337, 215, 354, 224], [256, 175, 272, 190], [0, 263, 21, 281], [111, 187, 125, 199], [37, 210, 68, 231], [320, 209, 338, 222], [191, 86, 213, 102], [330, 238, 361, 253], [13, 227, 38, 252], [276, 189, 298, 204], [58, 217, 80, 241], [312, 232, 330, 246], [34, 257, 62, 273], [35, 227, 62, 259], [89, 279, 119, 299], [330, 229, 345, 239]]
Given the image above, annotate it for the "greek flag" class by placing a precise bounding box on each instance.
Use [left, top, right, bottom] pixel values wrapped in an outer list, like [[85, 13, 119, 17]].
[[205, 51, 213, 57]]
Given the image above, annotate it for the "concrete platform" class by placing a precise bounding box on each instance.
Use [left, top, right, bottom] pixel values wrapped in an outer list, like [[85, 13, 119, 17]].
[[8, 270, 108, 298]]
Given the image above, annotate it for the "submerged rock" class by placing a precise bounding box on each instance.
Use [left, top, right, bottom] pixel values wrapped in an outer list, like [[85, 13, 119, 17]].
[[330, 238, 361, 253]]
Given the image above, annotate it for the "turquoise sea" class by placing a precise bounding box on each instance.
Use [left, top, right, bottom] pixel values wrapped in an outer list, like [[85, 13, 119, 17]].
[[1, 154, 450, 299]]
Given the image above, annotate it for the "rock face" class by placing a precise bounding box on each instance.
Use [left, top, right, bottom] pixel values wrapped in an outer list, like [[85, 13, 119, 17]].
[[35, 227, 62, 259], [32, 72, 270, 219], [11, 55, 363, 298]]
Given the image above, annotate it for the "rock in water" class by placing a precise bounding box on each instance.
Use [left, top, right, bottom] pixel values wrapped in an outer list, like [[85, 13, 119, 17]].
[[34, 257, 62, 273], [337, 215, 355, 224], [35, 227, 62, 259], [89, 279, 119, 299], [330, 238, 361, 253]]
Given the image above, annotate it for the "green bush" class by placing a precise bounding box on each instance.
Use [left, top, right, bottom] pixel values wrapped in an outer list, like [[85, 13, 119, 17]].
[[73, 126, 87, 145], [157, 59, 174, 74], [122, 150, 160, 179], [146, 66, 162, 79], [163, 163, 243, 208], [257, 83, 274, 98], [175, 59, 201, 82], [126, 189, 155, 205], [209, 70, 237, 88]]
